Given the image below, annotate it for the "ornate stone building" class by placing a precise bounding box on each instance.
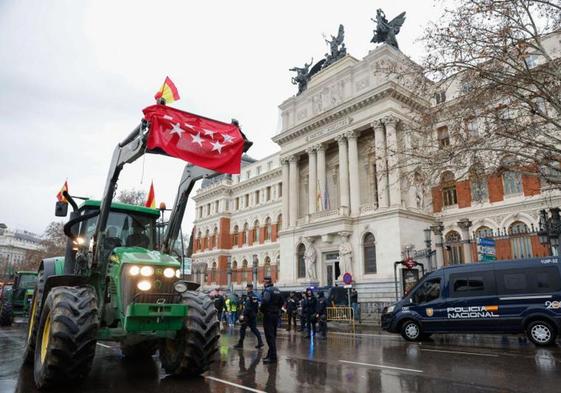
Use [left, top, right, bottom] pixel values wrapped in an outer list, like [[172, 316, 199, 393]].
[[191, 39, 561, 304]]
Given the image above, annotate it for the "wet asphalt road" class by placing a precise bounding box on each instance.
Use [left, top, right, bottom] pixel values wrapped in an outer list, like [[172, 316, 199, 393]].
[[1, 322, 561, 393]]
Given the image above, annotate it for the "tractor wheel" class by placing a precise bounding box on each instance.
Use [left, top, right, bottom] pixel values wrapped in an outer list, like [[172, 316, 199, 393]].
[[159, 291, 220, 376], [23, 269, 45, 363], [0, 302, 14, 327], [33, 286, 99, 389], [121, 341, 158, 359]]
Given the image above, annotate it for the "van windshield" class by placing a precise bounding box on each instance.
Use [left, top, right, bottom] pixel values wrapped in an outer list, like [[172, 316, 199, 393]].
[[411, 277, 441, 304]]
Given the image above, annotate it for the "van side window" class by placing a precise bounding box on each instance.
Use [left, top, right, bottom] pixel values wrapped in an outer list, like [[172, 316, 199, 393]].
[[450, 271, 495, 297], [413, 278, 441, 304], [496, 266, 561, 295]]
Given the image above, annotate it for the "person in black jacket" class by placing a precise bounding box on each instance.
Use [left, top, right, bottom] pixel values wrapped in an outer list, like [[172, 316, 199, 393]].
[[234, 284, 264, 349], [260, 276, 283, 364], [316, 291, 328, 339], [285, 292, 297, 331], [303, 288, 317, 338]]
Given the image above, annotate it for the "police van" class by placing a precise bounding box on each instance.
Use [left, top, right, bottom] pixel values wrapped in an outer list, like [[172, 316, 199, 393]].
[[381, 257, 561, 346]]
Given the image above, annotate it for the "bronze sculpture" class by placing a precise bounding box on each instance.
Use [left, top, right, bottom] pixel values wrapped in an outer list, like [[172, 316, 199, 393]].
[[371, 9, 406, 49]]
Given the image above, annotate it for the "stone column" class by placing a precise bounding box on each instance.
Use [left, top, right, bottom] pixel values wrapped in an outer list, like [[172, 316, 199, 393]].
[[336, 135, 350, 215], [289, 155, 299, 227], [307, 147, 317, 216], [281, 158, 290, 228], [458, 218, 473, 263], [372, 120, 389, 208], [346, 130, 360, 216], [384, 115, 401, 207], [431, 222, 444, 268], [316, 144, 326, 211]]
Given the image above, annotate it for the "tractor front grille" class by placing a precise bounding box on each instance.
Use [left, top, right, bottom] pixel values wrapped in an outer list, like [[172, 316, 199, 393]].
[[120, 268, 179, 307]]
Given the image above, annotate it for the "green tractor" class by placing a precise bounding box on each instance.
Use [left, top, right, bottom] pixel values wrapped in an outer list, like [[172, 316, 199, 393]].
[[0, 271, 37, 326], [25, 117, 251, 388]]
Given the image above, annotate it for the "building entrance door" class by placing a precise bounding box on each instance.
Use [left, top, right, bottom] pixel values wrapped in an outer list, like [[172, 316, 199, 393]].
[[325, 252, 340, 286]]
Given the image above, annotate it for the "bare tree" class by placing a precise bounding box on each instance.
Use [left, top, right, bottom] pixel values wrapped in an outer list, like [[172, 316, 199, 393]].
[[24, 221, 67, 269], [389, 0, 561, 189], [116, 188, 147, 206]]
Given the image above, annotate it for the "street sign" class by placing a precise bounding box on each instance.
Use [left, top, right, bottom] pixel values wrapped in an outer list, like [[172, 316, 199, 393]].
[[477, 238, 496, 262], [343, 284, 352, 289], [343, 272, 352, 285], [403, 257, 417, 269]]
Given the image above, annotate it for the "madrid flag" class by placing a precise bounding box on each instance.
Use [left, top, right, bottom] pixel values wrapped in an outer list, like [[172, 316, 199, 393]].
[[143, 105, 245, 174]]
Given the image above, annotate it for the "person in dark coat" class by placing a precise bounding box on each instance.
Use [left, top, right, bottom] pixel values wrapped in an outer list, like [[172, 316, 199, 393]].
[[285, 292, 297, 331], [234, 284, 264, 349], [303, 288, 317, 338], [214, 292, 225, 328], [260, 276, 283, 364], [298, 291, 307, 331], [316, 291, 328, 339]]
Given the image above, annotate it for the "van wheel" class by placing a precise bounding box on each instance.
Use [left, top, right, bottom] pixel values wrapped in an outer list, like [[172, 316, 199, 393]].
[[400, 320, 422, 341], [526, 320, 557, 346]]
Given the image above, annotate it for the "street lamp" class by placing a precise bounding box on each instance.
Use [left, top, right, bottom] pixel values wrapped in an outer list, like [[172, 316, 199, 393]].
[[424, 228, 432, 270], [538, 208, 561, 256], [252, 254, 258, 288]]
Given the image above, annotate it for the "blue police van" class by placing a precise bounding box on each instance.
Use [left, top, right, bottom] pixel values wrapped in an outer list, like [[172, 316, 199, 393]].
[[381, 257, 561, 346]]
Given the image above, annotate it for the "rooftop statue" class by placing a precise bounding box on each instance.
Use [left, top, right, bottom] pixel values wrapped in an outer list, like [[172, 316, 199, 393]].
[[289, 59, 313, 95], [371, 9, 406, 49], [323, 24, 347, 69]]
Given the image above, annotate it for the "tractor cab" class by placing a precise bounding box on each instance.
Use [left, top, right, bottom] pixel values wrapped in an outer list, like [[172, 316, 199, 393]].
[[0, 271, 37, 326]]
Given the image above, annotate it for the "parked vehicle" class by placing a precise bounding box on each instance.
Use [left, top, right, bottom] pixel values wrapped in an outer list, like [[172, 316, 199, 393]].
[[0, 271, 37, 326], [381, 257, 561, 346]]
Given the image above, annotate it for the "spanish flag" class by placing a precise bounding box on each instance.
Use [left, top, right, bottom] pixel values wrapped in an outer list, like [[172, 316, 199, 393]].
[[154, 76, 180, 104], [56, 180, 68, 203], [145, 181, 156, 208]]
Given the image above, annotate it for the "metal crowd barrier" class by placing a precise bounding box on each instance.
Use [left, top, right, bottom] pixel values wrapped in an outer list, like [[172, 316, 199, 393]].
[[327, 307, 354, 324]]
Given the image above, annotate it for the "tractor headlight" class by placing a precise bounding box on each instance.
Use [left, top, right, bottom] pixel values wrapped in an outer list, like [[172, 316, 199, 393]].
[[129, 265, 140, 276], [163, 267, 176, 278], [137, 280, 152, 291], [140, 266, 154, 277], [174, 282, 188, 293], [175, 269, 181, 279]]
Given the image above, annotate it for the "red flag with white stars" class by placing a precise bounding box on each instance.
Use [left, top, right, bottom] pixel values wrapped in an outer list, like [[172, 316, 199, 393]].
[[143, 104, 245, 174]]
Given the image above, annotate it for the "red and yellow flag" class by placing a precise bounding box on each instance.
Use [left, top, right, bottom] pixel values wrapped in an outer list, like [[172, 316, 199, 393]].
[[154, 76, 180, 104], [56, 180, 68, 203], [145, 181, 156, 208]]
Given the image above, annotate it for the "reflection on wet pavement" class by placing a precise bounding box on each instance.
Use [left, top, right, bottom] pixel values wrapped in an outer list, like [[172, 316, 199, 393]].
[[1, 324, 561, 393]]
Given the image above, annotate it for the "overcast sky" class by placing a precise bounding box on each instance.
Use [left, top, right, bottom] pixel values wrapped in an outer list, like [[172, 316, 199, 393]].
[[0, 0, 444, 236]]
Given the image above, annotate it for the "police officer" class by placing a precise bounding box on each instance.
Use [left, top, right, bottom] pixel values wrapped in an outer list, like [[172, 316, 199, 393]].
[[316, 291, 328, 339], [303, 288, 317, 339], [234, 283, 264, 349], [285, 292, 297, 331], [260, 276, 282, 364]]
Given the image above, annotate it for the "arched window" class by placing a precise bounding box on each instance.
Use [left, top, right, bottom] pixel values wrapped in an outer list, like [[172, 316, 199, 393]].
[[363, 233, 377, 274], [197, 230, 202, 250], [509, 221, 533, 259], [232, 260, 239, 283], [242, 259, 249, 282], [503, 172, 523, 195], [470, 165, 488, 202], [232, 225, 239, 246], [277, 214, 282, 232], [297, 244, 306, 278], [264, 217, 272, 241], [213, 226, 218, 249], [242, 223, 249, 245], [205, 229, 210, 249], [441, 171, 457, 207], [445, 231, 464, 265], [211, 261, 217, 283], [253, 220, 260, 243], [475, 226, 494, 239], [264, 256, 272, 277]]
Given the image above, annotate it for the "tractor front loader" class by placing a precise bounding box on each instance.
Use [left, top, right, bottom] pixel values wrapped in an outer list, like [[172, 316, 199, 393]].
[[25, 114, 251, 389]]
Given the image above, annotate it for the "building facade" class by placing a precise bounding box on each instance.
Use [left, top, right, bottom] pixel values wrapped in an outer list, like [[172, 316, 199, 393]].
[[0, 223, 42, 276], [191, 41, 561, 305]]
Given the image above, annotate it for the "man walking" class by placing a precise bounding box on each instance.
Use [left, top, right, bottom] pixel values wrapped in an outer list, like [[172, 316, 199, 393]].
[[234, 283, 264, 349], [303, 288, 317, 339], [213, 292, 225, 330], [260, 276, 282, 364], [316, 291, 328, 339], [285, 292, 297, 331], [351, 288, 361, 323]]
